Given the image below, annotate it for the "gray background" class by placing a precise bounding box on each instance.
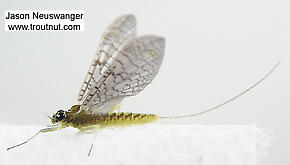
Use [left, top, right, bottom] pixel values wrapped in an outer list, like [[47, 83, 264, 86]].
[[0, 0, 289, 164]]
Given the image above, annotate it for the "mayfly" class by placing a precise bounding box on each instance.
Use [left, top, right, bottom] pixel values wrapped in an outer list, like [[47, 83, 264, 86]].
[[7, 14, 280, 156]]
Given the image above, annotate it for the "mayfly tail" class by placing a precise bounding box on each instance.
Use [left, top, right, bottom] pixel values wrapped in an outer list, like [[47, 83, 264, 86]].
[[7, 125, 59, 151], [159, 60, 281, 119]]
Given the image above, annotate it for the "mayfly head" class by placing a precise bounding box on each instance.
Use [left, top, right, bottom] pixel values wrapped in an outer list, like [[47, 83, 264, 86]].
[[51, 110, 67, 124]]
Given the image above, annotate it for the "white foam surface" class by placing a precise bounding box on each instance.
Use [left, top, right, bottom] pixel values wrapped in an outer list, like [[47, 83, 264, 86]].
[[0, 124, 269, 165]]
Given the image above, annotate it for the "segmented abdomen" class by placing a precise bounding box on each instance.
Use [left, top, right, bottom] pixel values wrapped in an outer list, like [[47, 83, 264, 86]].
[[68, 112, 158, 129]]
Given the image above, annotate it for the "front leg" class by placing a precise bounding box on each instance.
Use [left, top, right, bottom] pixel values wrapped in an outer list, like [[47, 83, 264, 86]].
[[40, 126, 62, 133], [7, 125, 63, 151]]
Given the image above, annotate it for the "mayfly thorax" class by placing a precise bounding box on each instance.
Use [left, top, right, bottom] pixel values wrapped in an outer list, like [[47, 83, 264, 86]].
[[7, 14, 280, 156]]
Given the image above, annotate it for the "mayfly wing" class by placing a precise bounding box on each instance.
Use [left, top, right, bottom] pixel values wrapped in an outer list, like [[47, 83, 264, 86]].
[[77, 14, 137, 104], [81, 35, 165, 114]]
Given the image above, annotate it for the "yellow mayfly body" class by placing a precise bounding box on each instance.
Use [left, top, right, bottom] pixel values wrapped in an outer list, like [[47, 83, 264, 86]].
[[7, 14, 280, 156]]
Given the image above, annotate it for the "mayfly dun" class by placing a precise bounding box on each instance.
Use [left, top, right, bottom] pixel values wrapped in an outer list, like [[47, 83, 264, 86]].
[[7, 14, 280, 156]]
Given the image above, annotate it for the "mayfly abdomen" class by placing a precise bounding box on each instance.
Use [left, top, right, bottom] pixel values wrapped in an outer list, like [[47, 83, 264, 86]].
[[68, 112, 159, 129]]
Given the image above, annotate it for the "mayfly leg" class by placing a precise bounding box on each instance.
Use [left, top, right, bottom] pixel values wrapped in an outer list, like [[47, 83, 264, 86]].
[[7, 125, 60, 151], [86, 128, 101, 157], [88, 134, 97, 156]]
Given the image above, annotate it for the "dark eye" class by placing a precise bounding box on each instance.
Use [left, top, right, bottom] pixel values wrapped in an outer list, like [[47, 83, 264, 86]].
[[55, 110, 66, 121]]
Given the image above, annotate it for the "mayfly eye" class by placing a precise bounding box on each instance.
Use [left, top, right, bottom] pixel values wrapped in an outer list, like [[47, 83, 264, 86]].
[[55, 110, 66, 121]]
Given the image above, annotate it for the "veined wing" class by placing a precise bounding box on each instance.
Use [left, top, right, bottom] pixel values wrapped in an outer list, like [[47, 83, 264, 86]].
[[77, 14, 137, 103], [81, 35, 165, 114]]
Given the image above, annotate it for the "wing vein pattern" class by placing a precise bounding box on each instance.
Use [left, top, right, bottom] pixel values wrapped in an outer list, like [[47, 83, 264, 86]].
[[77, 15, 165, 114]]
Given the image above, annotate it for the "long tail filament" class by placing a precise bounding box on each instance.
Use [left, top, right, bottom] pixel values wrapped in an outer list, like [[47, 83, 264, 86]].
[[160, 60, 280, 119]]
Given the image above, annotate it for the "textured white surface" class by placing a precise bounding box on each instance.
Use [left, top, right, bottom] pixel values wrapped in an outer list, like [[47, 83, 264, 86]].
[[0, 124, 269, 165]]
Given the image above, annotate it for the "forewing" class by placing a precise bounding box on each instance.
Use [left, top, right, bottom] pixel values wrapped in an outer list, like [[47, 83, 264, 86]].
[[81, 35, 165, 114], [77, 14, 137, 103]]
